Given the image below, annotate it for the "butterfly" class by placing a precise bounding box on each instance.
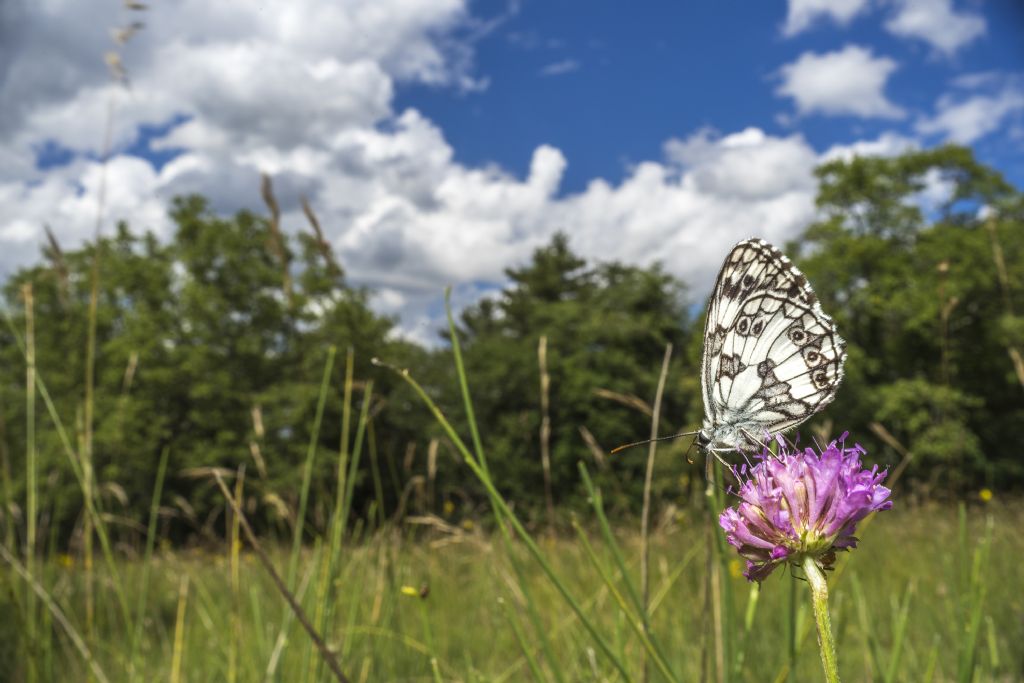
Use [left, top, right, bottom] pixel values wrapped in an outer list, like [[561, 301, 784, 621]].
[[697, 238, 846, 456]]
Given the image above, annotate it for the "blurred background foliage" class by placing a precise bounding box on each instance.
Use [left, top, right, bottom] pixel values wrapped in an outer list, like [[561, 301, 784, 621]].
[[0, 144, 1021, 545]]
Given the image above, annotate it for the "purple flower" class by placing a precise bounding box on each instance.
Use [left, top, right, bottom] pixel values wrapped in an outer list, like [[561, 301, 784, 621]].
[[718, 433, 893, 582]]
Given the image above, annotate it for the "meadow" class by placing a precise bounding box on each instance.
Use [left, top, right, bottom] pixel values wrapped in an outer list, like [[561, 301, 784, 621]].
[[1, 310, 1021, 682], [3, 496, 1017, 681], [2, 143, 1023, 682]]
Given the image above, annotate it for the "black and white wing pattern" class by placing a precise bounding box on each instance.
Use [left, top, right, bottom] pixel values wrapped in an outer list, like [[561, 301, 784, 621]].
[[699, 239, 846, 451]]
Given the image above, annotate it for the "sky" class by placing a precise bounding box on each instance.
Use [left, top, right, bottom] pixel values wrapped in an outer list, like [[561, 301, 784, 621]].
[[0, 0, 1022, 344]]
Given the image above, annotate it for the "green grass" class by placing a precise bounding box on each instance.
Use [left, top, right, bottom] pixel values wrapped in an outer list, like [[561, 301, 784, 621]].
[[2, 295, 1021, 682], [2, 500, 1020, 682]]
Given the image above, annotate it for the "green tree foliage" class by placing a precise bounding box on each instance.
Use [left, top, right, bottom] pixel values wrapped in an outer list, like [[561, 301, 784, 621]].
[[445, 234, 696, 517], [790, 145, 1024, 493], [0, 197, 424, 542], [1, 144, 1021, 545]]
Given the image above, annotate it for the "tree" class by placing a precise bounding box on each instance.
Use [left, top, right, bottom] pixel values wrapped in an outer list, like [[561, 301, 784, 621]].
[[443, 234, 697, 520], [791, 145, 1024, 492]]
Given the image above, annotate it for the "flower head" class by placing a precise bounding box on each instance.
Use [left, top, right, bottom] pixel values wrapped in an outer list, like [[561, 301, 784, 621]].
[[718, 433, 892, 582]]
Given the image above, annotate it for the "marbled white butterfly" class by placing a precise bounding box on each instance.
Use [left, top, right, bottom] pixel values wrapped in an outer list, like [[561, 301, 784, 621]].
[[697, 238, 846, 454]]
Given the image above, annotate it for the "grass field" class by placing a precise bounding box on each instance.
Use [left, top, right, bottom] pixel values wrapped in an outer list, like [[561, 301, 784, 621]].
[[3, 499, 1019, 682]]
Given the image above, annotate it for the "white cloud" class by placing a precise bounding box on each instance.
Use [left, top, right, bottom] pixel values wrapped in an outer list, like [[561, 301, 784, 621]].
[[821, 132, 918, 162], [884, 0, 986, 56], [916, 86, 1024, 144], [539, 59, 580, 77], [783, 0, 870, 36], [777, 45, 905, 119], [0, 1, 931, 343]]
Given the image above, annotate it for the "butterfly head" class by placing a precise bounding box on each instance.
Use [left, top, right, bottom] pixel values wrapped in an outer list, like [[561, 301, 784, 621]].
[[700, 416, 769, 453]]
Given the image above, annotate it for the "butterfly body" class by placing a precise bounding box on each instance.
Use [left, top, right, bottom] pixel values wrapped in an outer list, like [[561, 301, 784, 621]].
[[699, 238, 846, 453]]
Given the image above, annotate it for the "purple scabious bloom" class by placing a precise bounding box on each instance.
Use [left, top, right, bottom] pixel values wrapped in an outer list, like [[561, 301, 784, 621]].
[[719, 434, 893, 582]]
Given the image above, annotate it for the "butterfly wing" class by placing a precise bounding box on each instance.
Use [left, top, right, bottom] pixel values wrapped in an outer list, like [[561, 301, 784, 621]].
[[701, 239, 846, 448]]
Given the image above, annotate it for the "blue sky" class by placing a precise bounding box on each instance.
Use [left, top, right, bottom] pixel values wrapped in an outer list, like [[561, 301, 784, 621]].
[[399, 0, 1024, 192], [0, 0, 1022, 342]]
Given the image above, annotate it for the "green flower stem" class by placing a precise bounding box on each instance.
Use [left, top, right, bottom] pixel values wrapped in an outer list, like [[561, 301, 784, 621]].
[[803, 557, 841, 683]]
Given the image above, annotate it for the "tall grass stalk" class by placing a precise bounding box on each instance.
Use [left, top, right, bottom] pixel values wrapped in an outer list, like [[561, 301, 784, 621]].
[[571, 516, 679, 682], [705, 462, 734, 683], [127, 446, 170, 681], [212, 471, 351, 682], [537, 335, 555, 531], [169, 575, 189, 683], [84, 246, 101, 652], [1, 307, 131, 626], [0, 544, 110, 683], [576, 462, 679, 680], [373, 357, 635, 681], [325, 346, 357, 574], [289, 345, 337, 587], [22, 283, 38, 683], [315, 349, 355, 646], [228, 466, 245, 683], [956, 506, 992, 683], [640, 342, 672, 683], [445, 291, 565, 682], [497, 596, 546, 683]]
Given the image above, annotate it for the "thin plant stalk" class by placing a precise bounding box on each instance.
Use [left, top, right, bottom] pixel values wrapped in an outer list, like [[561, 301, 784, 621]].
[[803, 557, 841, 683], [445, 300, 566, 683], [318, 366, 372, 679], [0, 544, 110, 683], [315, 348, 355, 646], [368, 419, 386, 530], [289, 345, 337, 587], [577, 464, 644, 613], [497, 596, 546, 683], [327, 346, 356, 571], [228, 466, 245, 683], [213, 471, 351, 683], [733, 582, 761, 675], [577, 462, 678, 676], [127, 446, 170, 682], [786, 569, 798, 682], [84, 245, 101, 650], [640, 342, 672, 683], [413, 593, 444, 683], [571, 517, 680, 683], [22, 283, 38, 683], [339, 382, 373, 553], [537, 335, 555, 531], [0, 409, 18, 553], [705, 462, 734, 683], [1, 309, 131, 626], [304, 538, 330, 683], [444, 287, 489, 476], [373, 358, 635, 682], [169, 575, 189, 683]]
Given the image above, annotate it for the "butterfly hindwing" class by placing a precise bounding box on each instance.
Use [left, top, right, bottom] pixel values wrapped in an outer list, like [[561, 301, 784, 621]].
[[700, 239, 846, 450]]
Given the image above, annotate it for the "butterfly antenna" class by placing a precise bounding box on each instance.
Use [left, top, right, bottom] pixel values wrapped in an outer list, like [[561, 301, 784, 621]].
[[609, 430, 699, 456]]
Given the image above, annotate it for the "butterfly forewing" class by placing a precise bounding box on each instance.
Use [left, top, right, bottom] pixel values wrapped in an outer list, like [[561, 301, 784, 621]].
[[700, 239, 846, 450]]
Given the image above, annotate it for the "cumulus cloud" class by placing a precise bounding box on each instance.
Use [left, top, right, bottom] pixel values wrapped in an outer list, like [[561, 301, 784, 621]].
[[782, 0, 869, 36], [884, 0, 986, 56], [916, 86, 1024, 144], [821, 132, 918, 162], [0, 1, 915, 343], [777, 45, 905, 119]]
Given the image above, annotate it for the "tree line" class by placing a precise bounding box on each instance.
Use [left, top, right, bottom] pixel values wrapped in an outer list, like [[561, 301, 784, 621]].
[[1, 145, 1021, 546]]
